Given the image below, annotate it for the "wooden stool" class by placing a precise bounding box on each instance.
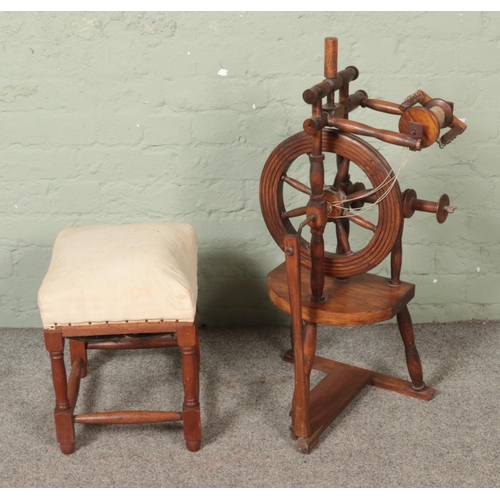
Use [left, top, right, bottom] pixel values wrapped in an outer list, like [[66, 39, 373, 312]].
[[259, 37, 466, 453], [38, 222, 201, 454]]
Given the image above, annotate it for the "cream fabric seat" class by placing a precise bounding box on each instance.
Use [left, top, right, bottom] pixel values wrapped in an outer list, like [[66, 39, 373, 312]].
[[38, 222, 198, 328]]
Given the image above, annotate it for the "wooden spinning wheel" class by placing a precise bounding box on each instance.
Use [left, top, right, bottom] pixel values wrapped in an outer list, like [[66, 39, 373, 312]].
[[260, 130, 402, 278], [260, 37, 466, 453]]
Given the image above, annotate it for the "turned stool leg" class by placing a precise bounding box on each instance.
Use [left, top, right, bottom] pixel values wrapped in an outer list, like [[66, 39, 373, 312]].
[[178, 326, 201, 452], [397, 306, 425, 391], [195, 332, 201, 373], [44, 330, 75, 455], [69, 340, 88, 378]]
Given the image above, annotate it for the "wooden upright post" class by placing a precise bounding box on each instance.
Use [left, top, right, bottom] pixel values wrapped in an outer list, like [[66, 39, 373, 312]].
[[324, 37, 338, 79]]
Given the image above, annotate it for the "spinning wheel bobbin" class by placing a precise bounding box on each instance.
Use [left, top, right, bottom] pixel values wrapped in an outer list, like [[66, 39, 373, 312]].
[[398, 90, 465, 148]]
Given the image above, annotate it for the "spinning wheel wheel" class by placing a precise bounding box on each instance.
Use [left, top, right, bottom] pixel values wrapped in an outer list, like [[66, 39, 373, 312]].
[[261, 37, 467, 453], [260, 129, 402, 278]]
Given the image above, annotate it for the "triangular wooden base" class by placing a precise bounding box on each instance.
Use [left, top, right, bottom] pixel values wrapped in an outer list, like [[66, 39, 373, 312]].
[[283, 350, 435, 454]]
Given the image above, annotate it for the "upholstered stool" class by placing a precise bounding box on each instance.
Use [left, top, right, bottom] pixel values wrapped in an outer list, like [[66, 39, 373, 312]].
[[38, 222, 201, 454]]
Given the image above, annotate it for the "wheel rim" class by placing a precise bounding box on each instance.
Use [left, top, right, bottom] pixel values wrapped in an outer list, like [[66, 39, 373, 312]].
[[260, 129, 403, 279]]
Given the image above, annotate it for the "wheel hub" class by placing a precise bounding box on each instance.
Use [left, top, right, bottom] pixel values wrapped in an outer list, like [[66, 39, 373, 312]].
[[323, 187, 346, 220]]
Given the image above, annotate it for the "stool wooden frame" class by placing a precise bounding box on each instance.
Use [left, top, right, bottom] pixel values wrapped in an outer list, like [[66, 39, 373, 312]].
[[260, 37, 466, 453], [44, 320, 201, 454]]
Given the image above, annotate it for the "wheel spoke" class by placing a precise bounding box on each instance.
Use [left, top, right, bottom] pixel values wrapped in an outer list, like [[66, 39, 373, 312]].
[[281, 206, 307, 219], [333, 157, 350, 190], [347, 214, 377, 232], [282, 175, 311, 195], [335, 220, 352, 255], [335, 218, 350, 254]]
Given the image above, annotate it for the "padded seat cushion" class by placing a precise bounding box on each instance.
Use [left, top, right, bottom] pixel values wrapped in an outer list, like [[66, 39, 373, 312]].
[[38, 222, 198, 328]]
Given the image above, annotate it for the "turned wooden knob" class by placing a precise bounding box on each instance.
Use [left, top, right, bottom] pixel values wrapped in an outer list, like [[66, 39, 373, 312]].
[[403, 189, 456, 224], [324, 37, 338, 79]]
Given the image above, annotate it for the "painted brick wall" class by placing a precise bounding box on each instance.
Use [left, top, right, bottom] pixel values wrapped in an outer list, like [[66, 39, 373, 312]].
[[1, 11, 499, 327]]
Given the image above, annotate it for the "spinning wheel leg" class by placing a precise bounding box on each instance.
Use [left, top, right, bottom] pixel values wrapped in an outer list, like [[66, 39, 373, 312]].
[[288, 324, 297, 438], [286, 326, 295, 361], [303, 323, 318, 389], [290, 322, 317, 440], [285, 234, 310, 439], [397, 306, 425, 391]]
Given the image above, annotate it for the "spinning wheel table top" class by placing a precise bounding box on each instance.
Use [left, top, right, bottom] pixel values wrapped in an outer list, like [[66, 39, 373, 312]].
[[259, 37, 466, 453]]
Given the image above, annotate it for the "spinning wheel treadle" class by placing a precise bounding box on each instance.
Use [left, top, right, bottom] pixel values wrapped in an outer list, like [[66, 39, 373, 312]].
[[260, 37, 466, 453]]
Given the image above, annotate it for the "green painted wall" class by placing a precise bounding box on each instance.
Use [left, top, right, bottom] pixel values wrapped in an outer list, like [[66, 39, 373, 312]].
[[1, 11, 499, 327]]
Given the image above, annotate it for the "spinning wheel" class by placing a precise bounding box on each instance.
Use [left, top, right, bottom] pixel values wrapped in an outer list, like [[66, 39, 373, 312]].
[[260, 129, 402, 278], [260, 37, 466, 453]]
